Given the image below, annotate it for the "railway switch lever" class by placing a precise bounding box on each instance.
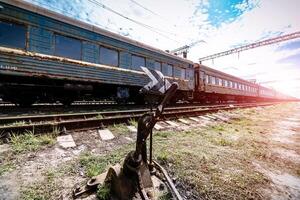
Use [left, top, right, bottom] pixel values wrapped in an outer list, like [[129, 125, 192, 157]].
[[73, 83, 182, 200]]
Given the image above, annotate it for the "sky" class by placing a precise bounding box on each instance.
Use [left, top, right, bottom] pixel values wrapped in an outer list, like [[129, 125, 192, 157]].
[[26, 0, 300, 98]]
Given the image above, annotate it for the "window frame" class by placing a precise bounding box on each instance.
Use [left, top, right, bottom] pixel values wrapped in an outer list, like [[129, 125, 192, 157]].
[[100, 46, 119, 67], [0, 19, 27, 50], [218, 78, 223, 86], [54, 34, 82, 60], [180, 67, 186, 79], [162, 63, 173, 77], [154, 61, 162, 71], [205, 74, 209, 84], [211, 76, 216, 85]]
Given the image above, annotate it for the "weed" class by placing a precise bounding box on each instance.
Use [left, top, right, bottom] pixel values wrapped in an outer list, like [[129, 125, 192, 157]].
[[157, 150, 170, 164], [96, 114, 104, 119], [10, 131, 55, 153], [159, 192, 172, 200], [0, 162, 15, 176], [21, 167, 61, 200], [155, 131, 171, 139], [52, 126, 60, 135], [79, 146, 131, 177], [128, 118, 137, 127], [210, 124, 226, 132], [109, 123, 129, 135], [5, 121, 27, 127], [97, 184, 111, 200], [213, 138, 233, 146], [21, 176, 59, 200]]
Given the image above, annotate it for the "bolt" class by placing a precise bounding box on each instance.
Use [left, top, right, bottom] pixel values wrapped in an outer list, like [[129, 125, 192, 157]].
[[159, 183, 165, 191], [90, 177, 96, 182]]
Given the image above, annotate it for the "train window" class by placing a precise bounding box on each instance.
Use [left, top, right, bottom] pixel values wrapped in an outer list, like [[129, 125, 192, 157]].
[[154, 61, 161, 71], [180, 68, 185, 79], [224, 80, 228, 87], [162, 63, 173, 77], [232, 82, 236, 89], [205, 75, 209, 84], [173, 67, 180, 78], [168, 64, 174, 76], [200, 71, 205, 80], [208, 76, 212, 84], [100, 47, 119, 66], [55, 34, 81, 60], [0, 20, 26, 49], [211, 76, 216, 85], [228, 81, 232, 88], [132, 55, 145, 70], [218, 78, 223, 86]]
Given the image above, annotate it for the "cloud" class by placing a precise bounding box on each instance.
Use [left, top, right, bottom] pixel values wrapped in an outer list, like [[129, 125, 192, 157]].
[[277, 40, 300, 51]]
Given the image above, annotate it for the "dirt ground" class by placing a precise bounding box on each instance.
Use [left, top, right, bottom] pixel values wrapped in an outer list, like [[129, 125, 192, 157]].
[[0, 102, 299, 200]]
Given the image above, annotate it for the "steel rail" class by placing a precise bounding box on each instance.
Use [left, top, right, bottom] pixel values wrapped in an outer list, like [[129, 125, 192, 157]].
[[0, 102, 277, 139], [0, 102, 269, 125]]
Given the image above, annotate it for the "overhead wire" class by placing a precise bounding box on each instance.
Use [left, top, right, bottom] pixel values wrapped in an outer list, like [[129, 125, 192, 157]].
[[87, 0, 182, 43], [28, 0, 122, 34], [128, 0, 195, 41], [29, 0, 183, 44], [129, 0, 161, 17]]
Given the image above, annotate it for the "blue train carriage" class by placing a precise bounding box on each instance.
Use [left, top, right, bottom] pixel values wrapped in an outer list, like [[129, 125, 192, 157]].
[[0, 0, 194, 106], [194, 64, 259, 103]]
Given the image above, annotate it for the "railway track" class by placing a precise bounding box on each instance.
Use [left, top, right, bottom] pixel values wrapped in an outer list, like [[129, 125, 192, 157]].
[[0, 102, 278, 139]]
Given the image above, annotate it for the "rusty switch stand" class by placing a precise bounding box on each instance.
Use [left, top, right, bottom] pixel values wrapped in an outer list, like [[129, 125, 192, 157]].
[[73, 83, 182, 200]]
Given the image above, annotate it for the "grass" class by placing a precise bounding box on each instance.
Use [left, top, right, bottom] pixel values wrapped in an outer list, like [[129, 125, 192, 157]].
[[128, 118, 137, 127], [19, 144, 133, 200], [0, 162, 15, 176], [79, 144, 132, 177], [3, 120, 27, 127], [96, 114, 104, 119], [97, 184, 111, 200], [21, 169, 60, 200], [109, 123, 130, 136], [152, 103, 300, 199], [152, 115, 272, 199], [0, 131, 57, 177], [158, 193, 172, 200], [10, 131, 56, 153]]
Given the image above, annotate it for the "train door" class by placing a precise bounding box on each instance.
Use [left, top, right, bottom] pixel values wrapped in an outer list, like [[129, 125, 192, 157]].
[[195, 69, 199, 91], [186, 68, 194, 91], [199, 71, 205, 91]]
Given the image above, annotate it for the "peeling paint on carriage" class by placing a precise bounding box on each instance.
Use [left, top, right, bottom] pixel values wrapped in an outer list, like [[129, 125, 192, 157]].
[[0, 46, 190, 89]]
